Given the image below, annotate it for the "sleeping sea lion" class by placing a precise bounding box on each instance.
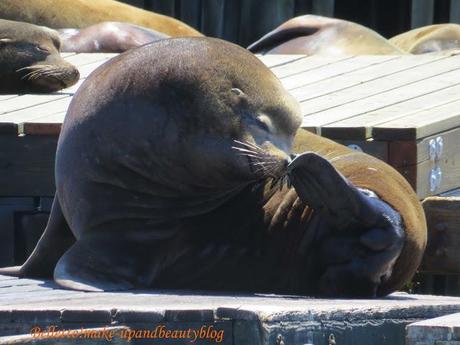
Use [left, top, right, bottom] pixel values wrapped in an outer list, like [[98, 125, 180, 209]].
[[248, 15, 405, 55], [0, 37, 426, 297], [390, 23, 460, 54], [58, 22, 169, 53], [0, 19, 79, 93], [0, 0, 202, 38]]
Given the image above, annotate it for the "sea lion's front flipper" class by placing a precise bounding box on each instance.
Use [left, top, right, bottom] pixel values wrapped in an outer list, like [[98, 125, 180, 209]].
[[288, 152, 405, 297], [0, 195, 75, 278], [54, 232, 168, 292]]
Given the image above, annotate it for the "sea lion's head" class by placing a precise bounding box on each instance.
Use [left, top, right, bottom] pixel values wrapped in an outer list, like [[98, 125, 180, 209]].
[[60, 38, 301, 200], [157, 38, 302, 189], [0, 19, 79, 93]]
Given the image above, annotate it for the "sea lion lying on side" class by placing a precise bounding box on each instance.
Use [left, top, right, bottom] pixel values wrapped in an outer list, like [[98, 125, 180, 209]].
[[390, 23, 460, 54], [0, 0, 202, 37], [58, 22, 169, 53], [0, 38, 426, 297], [248, 15, 405, 55]]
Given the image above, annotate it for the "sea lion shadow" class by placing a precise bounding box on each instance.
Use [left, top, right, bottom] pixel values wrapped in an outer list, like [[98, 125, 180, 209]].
[[110, 289, 419, 301]]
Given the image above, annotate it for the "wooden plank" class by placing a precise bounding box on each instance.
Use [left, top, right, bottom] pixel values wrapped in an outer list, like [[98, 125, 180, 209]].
[[297, 54, 455, 117], [372, 98, 460, 141], [390, 126, 460, 167], [271, 56, 350, 79], [60, 52, 77, 58], [63, 53, 116, 67], [322, 83, 460, 140], [258, 54, 306, 68], [0, 96, 19, 102], [0, 95, 69, 116], [335, 139, 388, 161], [19, 112, 66, 136], [0, 278, 46, 288], [289, 55, 439, 102], [281, 56, 395, 90], [301, 59, 460, 133], [0, 98, 71, 131], [441, 188, 460, 197], [0, 136, 57, 197], [388, 126, 460, 198], [421, 196, 460, 274]]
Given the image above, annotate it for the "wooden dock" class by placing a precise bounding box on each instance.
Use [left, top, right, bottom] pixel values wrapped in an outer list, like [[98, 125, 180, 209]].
[[1, 274, 460, 345], [2, 52, 460, 344], [1, 52, 460, 198], [2, 51, 460, 277]]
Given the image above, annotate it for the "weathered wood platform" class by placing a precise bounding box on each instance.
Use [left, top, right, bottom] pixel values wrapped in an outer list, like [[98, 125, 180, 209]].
[[2, 53, 460, 344], [2, 52, 460, 198], [406, 312, 460, 345], [1, 275, 460, 345]]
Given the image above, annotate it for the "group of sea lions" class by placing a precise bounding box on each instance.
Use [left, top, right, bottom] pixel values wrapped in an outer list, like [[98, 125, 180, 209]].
[[0, 0, 441, 298], [1, 0, 459, 93]]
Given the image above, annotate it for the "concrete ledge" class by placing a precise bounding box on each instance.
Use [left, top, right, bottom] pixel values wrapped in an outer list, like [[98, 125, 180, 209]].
[[2, 275, 460, 345], [407, 312, 460, 345]]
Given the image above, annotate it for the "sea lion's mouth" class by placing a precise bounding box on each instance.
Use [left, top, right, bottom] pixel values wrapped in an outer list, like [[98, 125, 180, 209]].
[[232, 140, 291, 187]]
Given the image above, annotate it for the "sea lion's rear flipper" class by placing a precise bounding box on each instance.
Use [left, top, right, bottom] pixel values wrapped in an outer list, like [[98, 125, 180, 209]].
[[0, 195, 75, 278], [54, 233, 164, 291], [287, 152, 405, 297], [247, 26, 319, 54]]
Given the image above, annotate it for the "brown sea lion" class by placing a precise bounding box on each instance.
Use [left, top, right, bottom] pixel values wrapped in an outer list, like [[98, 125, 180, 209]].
[[390, 24, 460, 54], [0, 38, 426, 297], [0, 0, 202, 37], [248, 15, 405, 55], [58, 22, 169, 53], [0, 19, 79, 94]]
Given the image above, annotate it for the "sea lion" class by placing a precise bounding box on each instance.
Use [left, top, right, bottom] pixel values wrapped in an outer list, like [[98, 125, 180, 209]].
[[58, 22, 169, 53], [0, 37, 426, 297], [0, 19, 79, 93], [0, 0, 202, 37], [390, 24, 460, 54], [248, 15, 405, 55]]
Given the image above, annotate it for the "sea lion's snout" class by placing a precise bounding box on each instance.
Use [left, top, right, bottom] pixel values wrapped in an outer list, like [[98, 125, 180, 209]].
[[23, 61, 80, 92], [233, 139, 292, 181], [0, 19, 80, 93]]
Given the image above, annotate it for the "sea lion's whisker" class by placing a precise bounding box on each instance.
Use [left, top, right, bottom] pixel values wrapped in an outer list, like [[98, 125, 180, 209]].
[[238, 153, 265, 160], [233, 140, 265, 153], [232, 147, 259, 155]]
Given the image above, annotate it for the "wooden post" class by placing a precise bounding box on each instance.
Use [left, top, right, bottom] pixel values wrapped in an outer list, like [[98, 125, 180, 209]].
[[239, 0, 295, 47], [451, 0, 460, 23], [201, 0, 225, 37], [179, 0, 201, 31], [411, 0, 434, 28], [312, 0, 335, 16]]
